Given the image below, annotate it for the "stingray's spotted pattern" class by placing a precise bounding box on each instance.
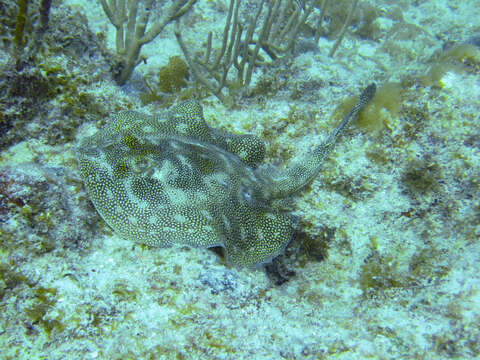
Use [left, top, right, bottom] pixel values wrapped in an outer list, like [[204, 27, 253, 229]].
[[76, 84, 375, 266]]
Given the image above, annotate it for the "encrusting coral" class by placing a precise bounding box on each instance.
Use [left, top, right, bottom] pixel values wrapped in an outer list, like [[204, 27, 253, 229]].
[[76, 84, 376, 266], [158, 56, 189, 94]]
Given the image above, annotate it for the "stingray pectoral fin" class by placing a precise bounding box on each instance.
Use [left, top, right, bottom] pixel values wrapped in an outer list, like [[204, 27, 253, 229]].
[[224, 210, 297, 267], [135, 206, 223, 249]]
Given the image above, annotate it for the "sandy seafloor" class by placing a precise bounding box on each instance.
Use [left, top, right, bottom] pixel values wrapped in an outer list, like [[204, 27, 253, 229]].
[[0, 0, 479, 359]]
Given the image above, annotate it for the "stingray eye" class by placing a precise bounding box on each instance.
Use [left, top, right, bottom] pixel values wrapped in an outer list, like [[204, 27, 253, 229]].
[[241, 188, 252, 203]]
